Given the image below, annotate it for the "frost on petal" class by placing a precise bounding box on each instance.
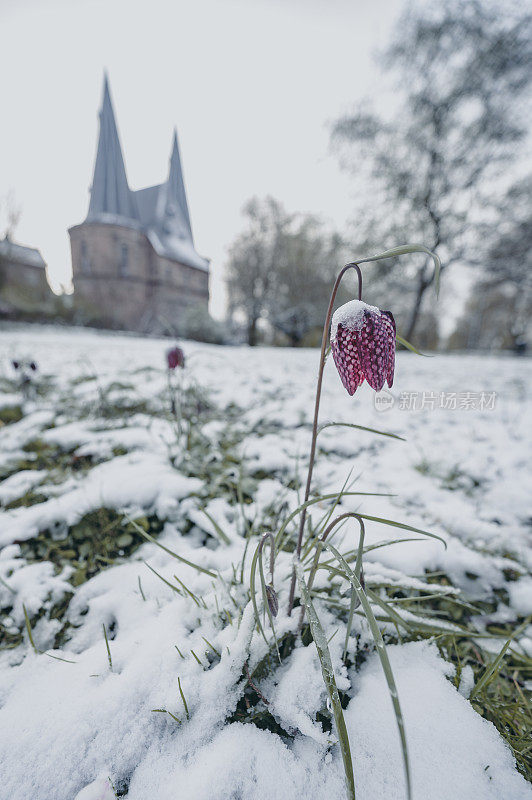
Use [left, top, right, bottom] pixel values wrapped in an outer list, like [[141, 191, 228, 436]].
[[330, 300, 381, 341], [331, 325, 365, 395], [356, 310, 388, 392], [381, 311, 396, 388]]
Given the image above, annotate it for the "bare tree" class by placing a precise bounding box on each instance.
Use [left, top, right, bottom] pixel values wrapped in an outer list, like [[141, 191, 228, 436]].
[[0, 191, 22, 239], [0, 192, 23, 294], [226, 197, 290, 345], [463, 175, 532, 350], [268, 218, 346, 346], [226, 198, 347, 346], [332, 0, 532, 341], [483, 176, 532, 296], [449, 284, 532, 351]]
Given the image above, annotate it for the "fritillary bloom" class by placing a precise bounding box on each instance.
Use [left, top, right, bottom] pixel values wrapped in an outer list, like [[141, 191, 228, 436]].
[[166, 346, 185, 370], [330, 300, 396, 395]]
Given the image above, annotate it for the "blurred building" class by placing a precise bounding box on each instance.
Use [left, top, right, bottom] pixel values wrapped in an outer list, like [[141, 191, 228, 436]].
[[69, 75, 209, 332], [0, 235, 51, 316]]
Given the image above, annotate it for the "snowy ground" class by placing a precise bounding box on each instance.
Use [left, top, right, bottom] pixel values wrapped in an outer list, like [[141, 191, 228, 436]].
[[0, 324, 531, 800]]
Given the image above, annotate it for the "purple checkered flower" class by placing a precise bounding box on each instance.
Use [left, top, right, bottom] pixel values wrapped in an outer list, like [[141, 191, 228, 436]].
[[330, 300, 396, 395], [166, 346, 185, 370]]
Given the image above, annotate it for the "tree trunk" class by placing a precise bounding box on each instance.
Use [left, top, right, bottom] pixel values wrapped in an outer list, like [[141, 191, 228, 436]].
[[404, 275, 429, 343], [247, 316, 258, 346]]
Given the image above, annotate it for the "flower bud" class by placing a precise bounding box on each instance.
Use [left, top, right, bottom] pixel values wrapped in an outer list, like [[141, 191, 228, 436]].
[[265, 584, 279, 617]]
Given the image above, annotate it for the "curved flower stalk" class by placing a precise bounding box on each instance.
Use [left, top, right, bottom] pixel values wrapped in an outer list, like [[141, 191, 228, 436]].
[[259, 532, 278, 619], [249, 532, 280, 661], [287, 244, 440, 616]]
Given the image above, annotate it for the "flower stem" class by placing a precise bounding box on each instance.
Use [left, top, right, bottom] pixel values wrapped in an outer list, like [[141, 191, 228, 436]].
[[287, 263, 362, 616]]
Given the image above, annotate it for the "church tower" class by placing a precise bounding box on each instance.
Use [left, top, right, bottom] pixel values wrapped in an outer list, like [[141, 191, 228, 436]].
[[69, 74, 209, 332]]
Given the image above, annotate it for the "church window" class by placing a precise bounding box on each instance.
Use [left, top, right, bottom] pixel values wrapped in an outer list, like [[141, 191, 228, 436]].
[[81, 241, 90, 272], [119, 244, 128, 275]]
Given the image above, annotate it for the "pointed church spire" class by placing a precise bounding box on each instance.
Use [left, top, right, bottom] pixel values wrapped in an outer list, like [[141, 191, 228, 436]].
[[158, 128, 193, 242], [88, 73, 138, 221]]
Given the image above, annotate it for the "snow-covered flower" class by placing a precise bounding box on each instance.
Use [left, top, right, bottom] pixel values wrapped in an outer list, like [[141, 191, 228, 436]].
[[166, 346, 185, 370], [330, 300, 396, 395]]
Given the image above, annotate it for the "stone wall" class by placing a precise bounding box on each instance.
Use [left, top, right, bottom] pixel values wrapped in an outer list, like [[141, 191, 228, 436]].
[[0, 258, 51, 313], [69, 221, 209, 332]]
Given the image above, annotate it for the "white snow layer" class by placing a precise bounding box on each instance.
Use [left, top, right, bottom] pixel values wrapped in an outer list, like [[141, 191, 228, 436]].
[[330, 299, 381, 341], [0, 325, 530, 800]]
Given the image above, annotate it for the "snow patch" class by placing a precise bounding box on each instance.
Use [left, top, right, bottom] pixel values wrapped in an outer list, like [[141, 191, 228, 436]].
[[330, 299, 380, 341]]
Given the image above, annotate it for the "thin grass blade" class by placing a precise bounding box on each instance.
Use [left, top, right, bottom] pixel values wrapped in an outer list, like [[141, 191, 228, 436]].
[[356, 513, 446, 549], [470, 615, 532, 700], [396, 335, 430, 356], [201, 509, 232, 545], [274, 491, 394, 550], [324, 543, 412, 800], [296, 561, 355, 800], [128, 518, 216, 577], [318, 421, 405, 441], [249, 541, 269, 645]]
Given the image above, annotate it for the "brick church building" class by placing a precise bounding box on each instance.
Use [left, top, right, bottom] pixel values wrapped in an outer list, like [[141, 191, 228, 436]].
[[69, 75, 209, 332]]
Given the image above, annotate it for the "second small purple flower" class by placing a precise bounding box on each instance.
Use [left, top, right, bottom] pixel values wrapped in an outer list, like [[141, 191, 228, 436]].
[[166, 346, 185, 370]]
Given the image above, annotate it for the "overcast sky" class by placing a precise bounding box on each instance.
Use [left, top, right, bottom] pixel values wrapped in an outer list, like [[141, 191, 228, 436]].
[[0, 0, 403, 317]]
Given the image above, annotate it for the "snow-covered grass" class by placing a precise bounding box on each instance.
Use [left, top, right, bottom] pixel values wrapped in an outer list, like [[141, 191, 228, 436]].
[[0, 324, 531, 800]]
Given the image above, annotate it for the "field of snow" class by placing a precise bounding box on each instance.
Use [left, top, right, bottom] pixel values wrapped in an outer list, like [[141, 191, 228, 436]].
[[0, 324, 531, 800]]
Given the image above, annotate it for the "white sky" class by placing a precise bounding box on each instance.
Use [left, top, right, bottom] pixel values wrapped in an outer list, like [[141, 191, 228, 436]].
[[0, 0, 403, 317]]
